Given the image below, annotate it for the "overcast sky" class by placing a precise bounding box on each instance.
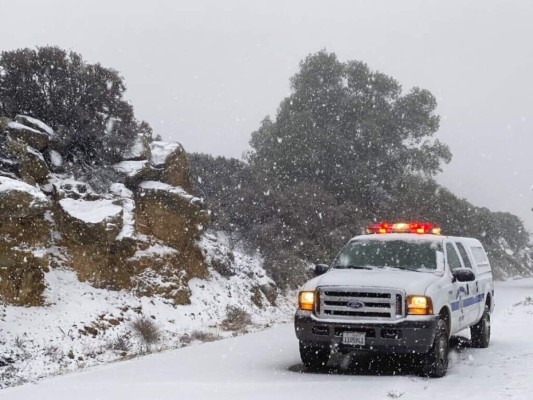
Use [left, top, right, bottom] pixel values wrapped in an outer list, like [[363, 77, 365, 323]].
[[1, 0, 533, 232]]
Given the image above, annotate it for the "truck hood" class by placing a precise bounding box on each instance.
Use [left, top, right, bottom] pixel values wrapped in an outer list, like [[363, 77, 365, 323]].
[[302, 268, 443, 295]]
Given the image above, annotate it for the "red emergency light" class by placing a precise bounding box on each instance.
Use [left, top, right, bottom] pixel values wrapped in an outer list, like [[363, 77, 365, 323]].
[[366, 222, 442, 235]]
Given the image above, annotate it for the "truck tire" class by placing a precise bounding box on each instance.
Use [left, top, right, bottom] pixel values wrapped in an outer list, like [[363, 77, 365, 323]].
[[420, 319, 449, 378], [299, 341, 330, 370], [471, 305, 490, 348]]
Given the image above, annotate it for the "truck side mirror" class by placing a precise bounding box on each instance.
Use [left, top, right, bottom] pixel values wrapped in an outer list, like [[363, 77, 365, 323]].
[[452, 268, 476, 282], [314, 264, 330, 277]]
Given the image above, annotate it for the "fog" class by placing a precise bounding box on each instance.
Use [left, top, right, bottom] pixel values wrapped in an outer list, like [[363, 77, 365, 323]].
[[1, 0, 532, 232]]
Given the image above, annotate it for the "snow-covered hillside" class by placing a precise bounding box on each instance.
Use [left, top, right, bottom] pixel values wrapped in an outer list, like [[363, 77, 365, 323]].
[[0, 233, 294, 388]]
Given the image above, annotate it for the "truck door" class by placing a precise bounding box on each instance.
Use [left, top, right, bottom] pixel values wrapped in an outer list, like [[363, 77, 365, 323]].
[[445, 242, 469, 331], [455, 241, 481, 325]]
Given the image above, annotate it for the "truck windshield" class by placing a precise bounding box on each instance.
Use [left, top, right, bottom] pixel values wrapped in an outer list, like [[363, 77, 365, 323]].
[[332, 239, 441, 271]]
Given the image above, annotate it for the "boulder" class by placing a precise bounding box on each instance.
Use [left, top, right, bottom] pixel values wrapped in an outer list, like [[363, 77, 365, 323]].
[[150, 141, 193, 192], [127, 242, 207, 304], [135, 181, 208, 250], [0, 244, 47, 306], [0, 177, 50, 306], [0, 176, 49, 219], [3, 137, 50, 185], [15, 115, 55, 137], [18, 147, 50, 185], [5, 121, 50, 151], [56, 198, 123, 245], [65, 239, 137, 290], [113, 160, 162, 190]]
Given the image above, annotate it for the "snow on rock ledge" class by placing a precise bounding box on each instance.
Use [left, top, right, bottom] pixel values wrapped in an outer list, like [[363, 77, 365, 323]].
[[113, 160, 150, 177], [59, 198, 122, 224], [57, 198, 123, 245], [138, 180, 201, 204], [6, 120, 51, 151], [0, 176, 49, 218], [15, 115, 55, 136]]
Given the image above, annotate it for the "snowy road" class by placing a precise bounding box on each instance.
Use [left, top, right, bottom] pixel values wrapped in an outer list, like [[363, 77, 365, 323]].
[[2, 279, 533, 400]]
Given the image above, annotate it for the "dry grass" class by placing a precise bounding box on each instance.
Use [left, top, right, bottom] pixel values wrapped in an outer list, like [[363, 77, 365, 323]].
[[180, 330, 221, 345]]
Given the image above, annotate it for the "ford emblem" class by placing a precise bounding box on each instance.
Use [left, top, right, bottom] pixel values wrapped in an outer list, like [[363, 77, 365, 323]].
[[346, 301, 364, 309]]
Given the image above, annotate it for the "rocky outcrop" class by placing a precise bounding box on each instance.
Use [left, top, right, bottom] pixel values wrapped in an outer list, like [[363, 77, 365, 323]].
[[0, 115, 214, 306], [0, 177, 50, 306], [135, 181, 208, 248], [159, 145, 193, 192]]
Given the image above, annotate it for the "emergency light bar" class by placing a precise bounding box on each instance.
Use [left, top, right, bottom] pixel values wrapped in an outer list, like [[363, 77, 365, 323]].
[[366, 222, 441, 235]]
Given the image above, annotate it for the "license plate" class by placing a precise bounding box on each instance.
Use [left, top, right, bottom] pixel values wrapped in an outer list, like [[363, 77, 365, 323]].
[[342, 331, 365, 346]]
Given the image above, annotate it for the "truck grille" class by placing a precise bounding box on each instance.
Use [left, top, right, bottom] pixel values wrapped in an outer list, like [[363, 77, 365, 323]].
[[317, 287, 405, 321]]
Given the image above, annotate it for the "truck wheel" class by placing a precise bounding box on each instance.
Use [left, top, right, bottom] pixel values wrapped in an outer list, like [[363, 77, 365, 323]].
[[471, 305, 490, 348], [299, 341, 330, 371], [420, 319, 449, 378]]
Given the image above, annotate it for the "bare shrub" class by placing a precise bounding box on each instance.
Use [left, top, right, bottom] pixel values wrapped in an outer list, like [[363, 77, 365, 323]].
[[108, 333, 132, 353], [132, 316, 161, 347], [43, 345, 64, 363], [221, 306, 252, 331]]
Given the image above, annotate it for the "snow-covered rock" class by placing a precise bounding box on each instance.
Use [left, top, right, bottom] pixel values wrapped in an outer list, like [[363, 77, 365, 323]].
[[113, 160, 150, 177], [150, 141, 183, 167], [0, 176, 49, 217], [150, 141, 193, 191], [18, 146, 50, 185], [15, 115, 55, 136], [6, 120, 51, 150], [123, 134, 150, 161], [57, 198, 123, 245], [135, 180, 208, 251]]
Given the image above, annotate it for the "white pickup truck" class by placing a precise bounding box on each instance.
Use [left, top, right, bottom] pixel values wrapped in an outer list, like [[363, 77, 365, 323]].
[[294, 222, 494, 377]]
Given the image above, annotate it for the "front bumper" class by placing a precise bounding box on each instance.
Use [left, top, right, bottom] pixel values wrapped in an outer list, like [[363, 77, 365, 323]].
[[294, 310, 439, 354]]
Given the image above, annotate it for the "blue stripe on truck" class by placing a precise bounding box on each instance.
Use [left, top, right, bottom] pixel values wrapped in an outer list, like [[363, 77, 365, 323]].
[[451, 293, 484, 311]]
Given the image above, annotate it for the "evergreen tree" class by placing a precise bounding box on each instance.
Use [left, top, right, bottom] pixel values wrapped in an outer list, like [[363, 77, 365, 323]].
[[0, 46, 148, 164], [248, 50, 451, 214]]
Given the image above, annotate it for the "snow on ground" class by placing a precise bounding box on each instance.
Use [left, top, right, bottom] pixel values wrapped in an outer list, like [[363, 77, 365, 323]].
[[0, 240, 293, 390], [1, 279, 532, 399]]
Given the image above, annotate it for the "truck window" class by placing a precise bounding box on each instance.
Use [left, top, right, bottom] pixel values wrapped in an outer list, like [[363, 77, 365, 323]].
[[332, 239, 440, 271], [446, 243, 462, 271], [471, 246, 490, 267], [455, 242, 472, 269]]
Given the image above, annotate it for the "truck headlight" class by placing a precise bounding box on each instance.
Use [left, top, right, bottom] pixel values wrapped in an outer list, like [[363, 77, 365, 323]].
[[407, 295, 433, 315], [298, 291, 315, 311]]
